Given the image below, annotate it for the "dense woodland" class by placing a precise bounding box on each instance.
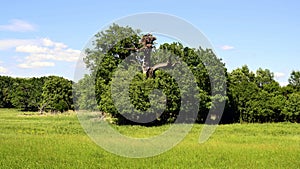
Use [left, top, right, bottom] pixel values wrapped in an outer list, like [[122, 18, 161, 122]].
[[1, 24, 300, 125], [0, 76, 73, 113]]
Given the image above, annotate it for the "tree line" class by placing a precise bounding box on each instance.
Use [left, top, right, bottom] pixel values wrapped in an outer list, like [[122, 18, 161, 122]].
[[75, 24, 300, 125], [0, 76, 73, 113], [1, 24, 300, 125], [226, 67, 300, 123]]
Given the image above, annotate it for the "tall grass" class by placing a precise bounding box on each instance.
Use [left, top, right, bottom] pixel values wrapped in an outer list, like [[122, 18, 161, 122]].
[[0, 109, 299, 168]]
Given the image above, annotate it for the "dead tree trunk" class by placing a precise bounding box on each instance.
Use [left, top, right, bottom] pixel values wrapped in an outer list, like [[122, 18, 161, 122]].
[[142, 48, 152, 74], [132, 33, 179, 78]]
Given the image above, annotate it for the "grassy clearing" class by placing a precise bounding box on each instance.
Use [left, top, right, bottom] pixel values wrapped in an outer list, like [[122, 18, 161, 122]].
[[0, 108, 299, 168]]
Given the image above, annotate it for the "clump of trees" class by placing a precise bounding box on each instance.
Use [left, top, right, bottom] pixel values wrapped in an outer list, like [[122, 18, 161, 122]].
[[0, 75, 73, 113], [74, 24, 300, 125], [227, 66, 300, 123]]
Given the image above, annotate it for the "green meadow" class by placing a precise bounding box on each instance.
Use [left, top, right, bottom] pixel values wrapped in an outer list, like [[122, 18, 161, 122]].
[[0, 108, 299, 169]]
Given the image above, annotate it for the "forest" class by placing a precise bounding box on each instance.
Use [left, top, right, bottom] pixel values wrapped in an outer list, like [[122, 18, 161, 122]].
[[1, 24, 300, 125], [0, 75, 73, 113]]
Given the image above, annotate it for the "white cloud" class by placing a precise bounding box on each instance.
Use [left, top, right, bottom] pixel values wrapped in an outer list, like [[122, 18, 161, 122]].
[[16, 45, 49, 53], [274, 72, 287, 86], [42, 38, 67, 49], [279, 81, 289, 87], [0, 38, 80, 69], [42, 38, 55, 47], [0, 19, 36, 32], [17, 38, 80, 63], [0, 60, 8, 74], [220, 45, 235, 51], [18, 61, 55, 69], [0, 39, 37, 50], [0, 38, 70, 51], [0, 66, 8, 73], [274, 72, 285, 79]]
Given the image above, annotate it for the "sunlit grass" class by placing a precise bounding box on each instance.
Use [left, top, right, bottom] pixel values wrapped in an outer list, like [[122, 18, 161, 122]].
[[0, 108, 299, 168]]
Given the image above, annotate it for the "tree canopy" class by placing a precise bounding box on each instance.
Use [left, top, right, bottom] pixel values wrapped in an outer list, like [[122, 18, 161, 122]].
[[74, 24, 300, 125], [0, 75, 74, 113], [1, 24, 300, 125]]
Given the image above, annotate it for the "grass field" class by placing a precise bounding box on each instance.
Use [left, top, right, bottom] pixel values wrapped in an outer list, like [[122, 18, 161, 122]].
[[0, 108, 299, 169]]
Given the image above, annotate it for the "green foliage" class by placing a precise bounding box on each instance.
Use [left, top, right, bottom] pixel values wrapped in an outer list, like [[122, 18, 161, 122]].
[[283, 93, 300, 122], [112, 67, 182, 125], [10, 77, 45, 111], [227, 66, 286, 123], [2, 24, 300, 124], [0, 75, 74, 113], [288, 70, 300, 91], [11, 80, 35, 111], [82, 24, 226, 125], [0, 76, 15, 108], [255, 68, 274, 88], [79, 24, 300, 125], [41, 76, 73, 113], [228, 65, 258, 122], [73, 74, 97, 111], [84, 23, 141, 72], [244, 91, 285, 123]]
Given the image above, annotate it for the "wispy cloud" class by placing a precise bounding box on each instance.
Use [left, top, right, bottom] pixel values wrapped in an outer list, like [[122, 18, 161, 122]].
[[0, 66, 8, 74], [274, 72, 285, 79], [220, 45, 235, 51], [0, 19, 36, 32], [0, 60, 8, 74], [0, 39, 37, 50], [18, 61, 55, 69], [274, 72, 287, 86]]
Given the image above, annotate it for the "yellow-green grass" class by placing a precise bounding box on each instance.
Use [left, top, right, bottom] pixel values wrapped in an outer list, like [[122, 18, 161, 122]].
[[0, 108, 299, 168]]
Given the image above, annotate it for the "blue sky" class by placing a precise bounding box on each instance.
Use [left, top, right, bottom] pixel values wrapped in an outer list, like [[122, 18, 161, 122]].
[[0, 0, 299, 85]]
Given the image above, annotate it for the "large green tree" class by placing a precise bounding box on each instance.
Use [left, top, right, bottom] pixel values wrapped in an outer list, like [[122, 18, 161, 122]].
[[228, 66, 285, 123], [283, 93, 300, 123], [288, 70, 300, 91], [40, 76, 73, 113], [228, 65, 258, 122], [11, 79, 36, 111], [81, 24, 226, 125], [1, 76, 45, 111]]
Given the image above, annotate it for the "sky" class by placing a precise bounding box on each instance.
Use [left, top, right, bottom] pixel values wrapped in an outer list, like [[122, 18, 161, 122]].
[[0, 0, 299, 86]]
